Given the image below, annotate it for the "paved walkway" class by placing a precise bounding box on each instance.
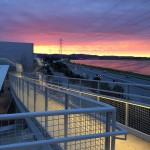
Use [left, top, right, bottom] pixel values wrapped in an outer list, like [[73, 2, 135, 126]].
[[31, 89, 150, 150], [13, 77, 150, 150], [116, 134, 150, 150]]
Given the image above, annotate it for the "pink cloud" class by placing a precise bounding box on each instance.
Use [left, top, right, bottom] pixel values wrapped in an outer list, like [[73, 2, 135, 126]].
[[0, 0, 150, 56]]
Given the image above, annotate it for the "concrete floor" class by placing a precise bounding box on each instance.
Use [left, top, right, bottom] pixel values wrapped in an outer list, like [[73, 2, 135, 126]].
[[116, 134, 150, 150]]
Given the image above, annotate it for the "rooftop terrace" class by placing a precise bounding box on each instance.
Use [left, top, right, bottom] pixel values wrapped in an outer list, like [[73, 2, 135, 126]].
[[0, 73, 149, 149]]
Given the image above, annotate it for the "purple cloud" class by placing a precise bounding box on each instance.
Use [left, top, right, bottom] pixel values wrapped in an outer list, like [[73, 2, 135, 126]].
[[0, 0, 150, 45]]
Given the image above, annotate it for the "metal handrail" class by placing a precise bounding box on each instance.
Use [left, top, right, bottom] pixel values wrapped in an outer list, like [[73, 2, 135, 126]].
[[0, 130, 127, 150], [10, 73, 150, 140], [3, 74, 129, 150], [45, 83, 150, 108], [0, 58, 16, 66], [44, 74, 150, 88], [0, 107, 114, 120], [24, 75, 150, 106], [0, 107, 127, 150]]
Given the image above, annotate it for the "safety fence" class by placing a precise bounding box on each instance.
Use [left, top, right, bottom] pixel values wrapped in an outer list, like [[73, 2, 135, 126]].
[[2, 73, 127, 150], [43, 75, 150, 105], [35, 75, 149, 136], [45, 81, 150, 136]]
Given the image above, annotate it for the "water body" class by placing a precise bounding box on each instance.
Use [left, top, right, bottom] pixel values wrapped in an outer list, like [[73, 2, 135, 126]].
[[71, 59, 150, 75]]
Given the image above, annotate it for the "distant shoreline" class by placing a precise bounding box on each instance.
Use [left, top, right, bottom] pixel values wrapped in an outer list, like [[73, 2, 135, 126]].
[[37, 53, 150, 60]]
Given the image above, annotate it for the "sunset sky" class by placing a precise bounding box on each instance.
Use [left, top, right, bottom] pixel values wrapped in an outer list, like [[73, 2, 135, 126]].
[[0, 0, 150, 57]]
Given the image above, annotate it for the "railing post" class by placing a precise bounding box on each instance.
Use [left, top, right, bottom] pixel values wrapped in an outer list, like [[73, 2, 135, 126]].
[[45, 87, 48, 111], [18, 77, 21, 99], [42, 74, 44, 85], [97, 96, 100, 102], [58, 77, 60, 87], [105, 112, 111, 150], [98, 81, 100, 94], [27, 81, 29, 109], [16, 77, 18, 96], [56, 76, 58, 85], [34, 83, 36, 112], [64, 93, 69, 150], [14, 76, 16, 93], [15, 76, 17, 95], [22, 79, 24, 104], [65, 93, 69, 110], [17, 77, 19, 97], [125, 102, 129, 127], [111, 110, 116, 150], [80, 79, 82, 91], [67, 78, 69, 88], [126, 84, 129, 100], [45, 87, 48, 136], [50, 76, 53, 85]]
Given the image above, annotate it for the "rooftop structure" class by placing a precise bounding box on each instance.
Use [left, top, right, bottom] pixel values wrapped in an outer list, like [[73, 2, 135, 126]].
[[0, 41, 34, 72]]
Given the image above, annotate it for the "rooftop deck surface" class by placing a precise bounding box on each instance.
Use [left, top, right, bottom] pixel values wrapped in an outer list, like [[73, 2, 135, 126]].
[[26, 91, 150, 150]]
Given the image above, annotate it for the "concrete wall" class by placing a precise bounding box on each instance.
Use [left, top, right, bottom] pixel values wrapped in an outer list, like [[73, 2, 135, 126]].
[[0, 41, 34, 72]]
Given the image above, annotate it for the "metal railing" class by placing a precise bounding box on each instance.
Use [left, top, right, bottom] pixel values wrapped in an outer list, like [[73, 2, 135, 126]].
[[31, 75, 150, 138], [0, 108, 126, 150], [43, 75, 150, 104], [3, 73, 127, 150], [44, 76, 150, 137]]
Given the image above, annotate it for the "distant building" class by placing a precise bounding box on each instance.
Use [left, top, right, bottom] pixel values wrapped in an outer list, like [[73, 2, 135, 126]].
[[0, 41, 34, 72]]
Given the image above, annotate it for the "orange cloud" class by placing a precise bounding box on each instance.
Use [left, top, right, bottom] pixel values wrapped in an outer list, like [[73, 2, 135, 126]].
[[34, 40, 150, 57]]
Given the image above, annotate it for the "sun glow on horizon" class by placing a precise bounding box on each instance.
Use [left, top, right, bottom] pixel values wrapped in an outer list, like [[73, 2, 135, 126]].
[[34, 40, 150, 57]]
